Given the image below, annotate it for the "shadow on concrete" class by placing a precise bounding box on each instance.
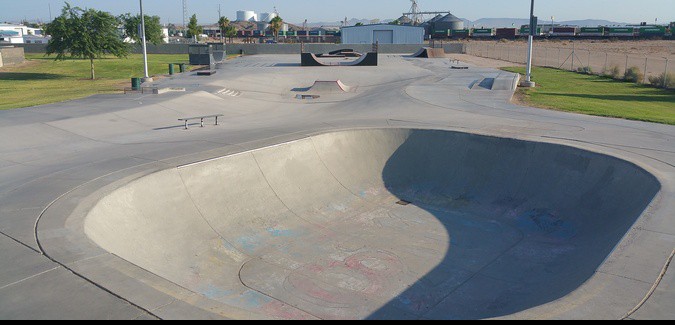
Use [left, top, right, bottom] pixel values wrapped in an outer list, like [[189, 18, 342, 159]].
[[367, 129, 660, 319], [274, 63, 302, 67], [0, 72, 66, 81]]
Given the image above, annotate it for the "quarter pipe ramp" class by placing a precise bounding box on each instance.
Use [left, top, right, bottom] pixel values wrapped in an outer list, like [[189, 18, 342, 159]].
[[301, 52, 378, 67]]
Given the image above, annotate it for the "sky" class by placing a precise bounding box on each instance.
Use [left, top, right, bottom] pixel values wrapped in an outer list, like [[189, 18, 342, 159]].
[[2, 0, 674, 25]]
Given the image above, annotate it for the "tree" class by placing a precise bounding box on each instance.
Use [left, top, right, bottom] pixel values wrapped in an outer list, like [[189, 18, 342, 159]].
[[218, 16, 230, 42], [355, 22, 364, 26], [120, 13, 164, 45], [186, 14, 202, 41], [45, 3, 128, 80], [389, 20, 401, 25], [224, 25, 237, 43], [269, 16, 284, 41]]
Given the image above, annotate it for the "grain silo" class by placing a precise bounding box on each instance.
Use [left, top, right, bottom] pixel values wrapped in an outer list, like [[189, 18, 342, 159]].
[[433, 13, 464, 31]]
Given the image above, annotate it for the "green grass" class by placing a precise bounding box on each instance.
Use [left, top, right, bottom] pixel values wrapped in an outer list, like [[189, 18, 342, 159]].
[[0, 54, 191, 110], [503, 67, 675, 125]]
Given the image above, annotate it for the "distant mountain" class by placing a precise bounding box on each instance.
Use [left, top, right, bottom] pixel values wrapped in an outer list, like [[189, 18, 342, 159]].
[[299, 17, 632, 29], [559, 19, 630, 27]]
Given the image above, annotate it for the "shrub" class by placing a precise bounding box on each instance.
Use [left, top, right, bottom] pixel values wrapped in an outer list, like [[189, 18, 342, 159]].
[[605, 65, 621, 79], [577, 66, 593, 75], [649, 73, 675, 89], [624, 66, 643, 83]]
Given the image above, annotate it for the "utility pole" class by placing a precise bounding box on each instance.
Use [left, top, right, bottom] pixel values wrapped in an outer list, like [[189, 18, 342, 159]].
[[522, 0, 536, 87], [218, 4, 223, 43], [182, 0, 188, 39], [140, 0, 152, 83]]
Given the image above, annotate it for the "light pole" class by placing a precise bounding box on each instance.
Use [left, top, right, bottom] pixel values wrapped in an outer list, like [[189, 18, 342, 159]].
[[522, 0, 536, 87], [140, 0, 152, 83]]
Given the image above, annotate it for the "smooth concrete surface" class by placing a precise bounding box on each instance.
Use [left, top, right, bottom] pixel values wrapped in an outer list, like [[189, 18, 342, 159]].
[[85, 128, 660, 320], [0, 53, 673, 320]]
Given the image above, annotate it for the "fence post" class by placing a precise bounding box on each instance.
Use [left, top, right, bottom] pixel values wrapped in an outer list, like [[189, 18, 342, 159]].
[[571, 43, 575, 71], [625, 55, 629, 78], [665, 59, 669, 89], [587, 50, 591, 70], [643, 58, 648, 84], [558, 48, 561, 68], [604, 52, 608, 74]]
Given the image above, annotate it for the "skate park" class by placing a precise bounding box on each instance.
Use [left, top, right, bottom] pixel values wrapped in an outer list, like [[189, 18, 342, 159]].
[[0, 49, 674, 320]]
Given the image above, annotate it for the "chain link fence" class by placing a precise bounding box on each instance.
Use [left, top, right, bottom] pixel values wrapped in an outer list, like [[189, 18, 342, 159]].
[[465, 42, 674, 89]]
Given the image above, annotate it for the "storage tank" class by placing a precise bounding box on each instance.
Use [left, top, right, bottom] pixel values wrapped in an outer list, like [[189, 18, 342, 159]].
[[259, 12, 278, 23], [434, 13, 464, 31], [236, 10, 257, 22]]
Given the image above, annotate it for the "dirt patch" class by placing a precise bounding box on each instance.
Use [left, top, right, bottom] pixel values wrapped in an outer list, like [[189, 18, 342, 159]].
[[0, 60, 40, 72]]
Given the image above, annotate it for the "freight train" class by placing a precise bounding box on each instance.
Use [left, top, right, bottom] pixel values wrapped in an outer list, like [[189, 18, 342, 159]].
[[428, 24, 672, 40], [234, 23, 672, 42]]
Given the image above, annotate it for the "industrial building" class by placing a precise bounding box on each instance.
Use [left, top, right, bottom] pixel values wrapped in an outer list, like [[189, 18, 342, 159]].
[[341, 24, 424, 44]]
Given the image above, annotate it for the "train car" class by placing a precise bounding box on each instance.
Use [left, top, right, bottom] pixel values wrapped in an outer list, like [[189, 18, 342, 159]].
[[471, 28, 495, 37], [308, 30, 323, 36], [252, 30, 265, 37], [286, 31, 298, 37], [297, 30, 309, 36], [519, 25, 543, 36], [579, 27, 606, 37], [638, 26, 667, 38], [495, 28, 518, 39], [607, 27, 637, 37], [237, 30, 254, 38], [450, 29, 470, 39], [432, 29, 451, 39], [551, 26, 579, 37]]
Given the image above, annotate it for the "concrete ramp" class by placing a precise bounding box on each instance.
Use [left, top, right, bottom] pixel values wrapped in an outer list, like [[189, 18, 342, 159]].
[[301, 52, 378, 67], [85, 128, 660, 320], [411, 47, 447, 58], [305, 80, 356, 93]]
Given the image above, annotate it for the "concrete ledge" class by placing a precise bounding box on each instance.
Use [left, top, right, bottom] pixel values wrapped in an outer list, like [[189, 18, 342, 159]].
[[0, 47, 25, 66]]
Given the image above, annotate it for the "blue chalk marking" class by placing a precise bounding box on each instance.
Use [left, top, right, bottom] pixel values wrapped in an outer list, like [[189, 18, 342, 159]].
[[267, 227, 297, 238]]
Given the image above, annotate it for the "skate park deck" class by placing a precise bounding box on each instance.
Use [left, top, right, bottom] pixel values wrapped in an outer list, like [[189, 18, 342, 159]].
[[0, 54, 673, 320]]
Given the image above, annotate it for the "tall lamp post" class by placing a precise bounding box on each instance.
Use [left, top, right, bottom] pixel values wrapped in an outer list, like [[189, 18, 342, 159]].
[[140, 0, 153, 83], [522, 0, 536, 87]]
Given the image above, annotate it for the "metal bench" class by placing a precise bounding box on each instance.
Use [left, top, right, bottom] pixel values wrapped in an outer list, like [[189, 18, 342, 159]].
[[178, 114, 224, 130]]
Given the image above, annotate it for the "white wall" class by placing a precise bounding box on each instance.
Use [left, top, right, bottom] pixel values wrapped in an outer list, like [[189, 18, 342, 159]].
[[341, 25, 424, 44]]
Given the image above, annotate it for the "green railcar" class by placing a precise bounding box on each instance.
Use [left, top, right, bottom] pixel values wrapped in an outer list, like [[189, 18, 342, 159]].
[[451, 29, 470, 38], [471, 28, 494, 37], [519, 26, 542, 35], [607, 27, 636, 37], [638, 26, 666, 37], [579, 27, 605, 36]]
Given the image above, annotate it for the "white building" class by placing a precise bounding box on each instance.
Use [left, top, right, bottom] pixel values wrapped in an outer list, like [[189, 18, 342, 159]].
[[341, 24, 425, 44], [0, 24, 47, 44]]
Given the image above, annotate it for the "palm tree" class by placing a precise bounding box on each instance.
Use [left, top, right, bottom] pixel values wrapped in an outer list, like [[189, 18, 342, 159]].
[[218, 16, 229, 43], [269, 16, 284, 41]]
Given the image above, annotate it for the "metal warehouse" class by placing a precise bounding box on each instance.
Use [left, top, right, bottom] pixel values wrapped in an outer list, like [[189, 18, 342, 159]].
[[341, 24, 425, 44]]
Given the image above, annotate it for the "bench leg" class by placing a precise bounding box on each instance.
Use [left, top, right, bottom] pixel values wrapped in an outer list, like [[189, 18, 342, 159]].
[[215, 116, 219, 126], [200, 118, 204, 128], [184, 120, 189, 130]]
